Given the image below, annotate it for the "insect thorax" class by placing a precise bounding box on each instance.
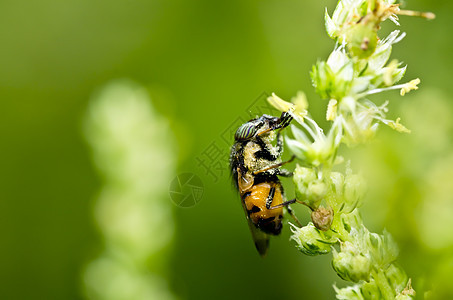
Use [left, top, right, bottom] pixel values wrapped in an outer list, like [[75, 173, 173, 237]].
[[242, 134, 281, 175]]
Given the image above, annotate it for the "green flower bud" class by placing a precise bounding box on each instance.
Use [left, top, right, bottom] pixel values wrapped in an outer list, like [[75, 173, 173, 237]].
[[287, 117, 342, 168], [327, 169, 366, 214], [366, 230, 399, 267], [290, 223, 337, 256], [308, 180, 328, 205], [339, 210, 362, 234], [333, 284, 364, 300], [343, 172, 366, 213], [339, 99, 389, 146], [311, 61, 335, 100], [395, 294, 413, 300], [327, 171, 345, 212], [293, 165, 327, 209], [294, 164, 317, 185], [360, 280, 381, 299], [308, 180, 328, 198], [311, 57, 353, 100], [385, 264, 408, 293], [332, 242, 371, 282], [395, 279, 416, 300], [330, 172, 344, 195], [345, 22, 378, 59]]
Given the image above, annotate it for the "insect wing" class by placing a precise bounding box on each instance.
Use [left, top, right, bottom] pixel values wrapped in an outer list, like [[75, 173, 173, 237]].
[[245, 216, 270, 257]]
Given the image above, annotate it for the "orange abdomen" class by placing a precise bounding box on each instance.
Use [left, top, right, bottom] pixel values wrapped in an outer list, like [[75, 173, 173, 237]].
[[242, 182, 284, 235]]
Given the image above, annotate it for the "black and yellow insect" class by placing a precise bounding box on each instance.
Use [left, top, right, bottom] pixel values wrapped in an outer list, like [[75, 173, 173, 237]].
[[229, 112, 298, 256]]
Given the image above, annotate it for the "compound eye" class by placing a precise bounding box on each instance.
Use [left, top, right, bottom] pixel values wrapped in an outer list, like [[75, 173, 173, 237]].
[[235, 122, 259, 141]]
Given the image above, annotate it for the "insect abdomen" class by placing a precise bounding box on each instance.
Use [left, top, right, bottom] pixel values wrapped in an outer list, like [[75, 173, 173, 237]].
[[242, 182, 283, 235]]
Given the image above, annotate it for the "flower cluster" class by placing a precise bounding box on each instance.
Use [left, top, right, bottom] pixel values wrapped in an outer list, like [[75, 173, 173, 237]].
[[268, 0, 434, 298], [311, 30, 414, 146]]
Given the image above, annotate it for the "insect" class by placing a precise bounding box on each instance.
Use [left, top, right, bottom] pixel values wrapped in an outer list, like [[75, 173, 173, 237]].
[[229, 111, 300, 256]]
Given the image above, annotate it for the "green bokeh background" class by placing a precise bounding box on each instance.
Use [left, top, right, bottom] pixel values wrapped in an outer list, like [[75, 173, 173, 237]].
[[1, 0, 452, 299]]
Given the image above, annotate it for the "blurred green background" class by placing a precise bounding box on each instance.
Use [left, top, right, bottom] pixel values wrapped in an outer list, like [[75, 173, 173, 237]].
[[1, 0, 452, 299]]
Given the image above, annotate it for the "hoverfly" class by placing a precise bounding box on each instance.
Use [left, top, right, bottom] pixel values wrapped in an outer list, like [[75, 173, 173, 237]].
[[229, 112, 299, 256]]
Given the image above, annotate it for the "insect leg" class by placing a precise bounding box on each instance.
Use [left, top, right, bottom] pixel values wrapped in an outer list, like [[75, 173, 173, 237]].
[[265, 186, 276, 209], [253, 155, 295, 175], [286, 204, 303, 228], [276, 111, 293, 130], [270, 111, 293, 131], [269, 198, 296, 209], [277, 168, 293, 177], [257, 112, 293, 137], [269, 198, 303, 227]]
